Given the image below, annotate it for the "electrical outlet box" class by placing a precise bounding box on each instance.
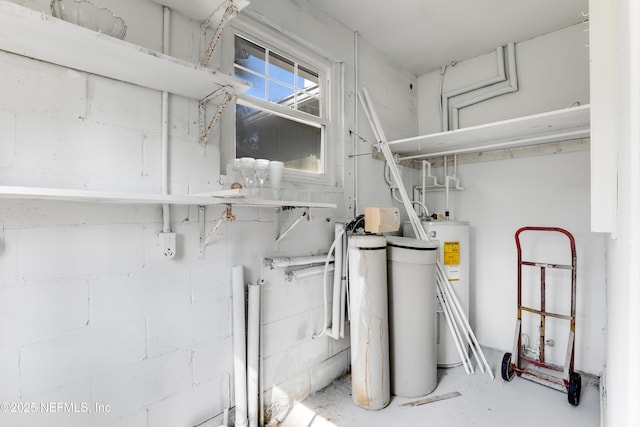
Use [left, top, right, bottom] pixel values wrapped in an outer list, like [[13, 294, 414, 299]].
[[158, 232, 176, 259]]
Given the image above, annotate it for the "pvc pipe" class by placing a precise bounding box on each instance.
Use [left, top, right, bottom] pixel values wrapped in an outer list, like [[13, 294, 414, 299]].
[[440, 266, 494, 378], [359, 88, 494, 379], [232, 266, 248, 427], [353, 31, 359, 217], [314, 225, 346, 339], [247, 282, 260, 427], [436, 266, 482, 373], [339, 229, 347, 338], [328, 223, 343, 339], [161, 6, 171, 232], [435, 281, 471, 374], [266, 255, 332, 269], [287, 264, 334, 281]]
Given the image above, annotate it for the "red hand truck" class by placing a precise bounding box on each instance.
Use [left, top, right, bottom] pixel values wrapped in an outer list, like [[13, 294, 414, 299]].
[[501, 227, 581, 406]]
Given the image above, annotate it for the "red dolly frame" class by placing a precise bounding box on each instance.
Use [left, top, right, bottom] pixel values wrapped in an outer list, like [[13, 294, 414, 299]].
[[501, 227, 581, 406]]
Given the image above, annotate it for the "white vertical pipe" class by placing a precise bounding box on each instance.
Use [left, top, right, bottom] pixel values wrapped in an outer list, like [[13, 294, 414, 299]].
[[232, 266, 248, 427], [161, 6, 171, 232], [328, 223, 343, 339], [421, 161, 427, 215], [247, 282, 260, 427], [353, 31, 359, 217], [339, 229, 347, 338]]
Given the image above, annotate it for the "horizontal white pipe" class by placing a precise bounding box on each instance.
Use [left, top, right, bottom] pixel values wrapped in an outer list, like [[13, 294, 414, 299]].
[[266, 255, 333, 269], [232, 266, 248, 427], [287, 264, 334, 281]]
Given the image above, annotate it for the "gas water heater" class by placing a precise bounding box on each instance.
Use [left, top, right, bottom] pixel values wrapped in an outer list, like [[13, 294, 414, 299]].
[[403, 220, 470, 367]]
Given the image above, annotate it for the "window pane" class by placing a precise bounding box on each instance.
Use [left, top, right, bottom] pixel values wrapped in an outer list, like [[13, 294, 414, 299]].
[[234, 36, 265, 74], [234, 70, 266, 99], [236, 105, 322, 173], [298, 93, 320, 116], [268, 81, 295, 106], [298, 65, 319, 90], [269, 52, 294, 86]]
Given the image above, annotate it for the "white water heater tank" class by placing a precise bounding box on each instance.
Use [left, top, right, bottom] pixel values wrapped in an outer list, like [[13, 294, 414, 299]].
[[403, 220, 470, 367]]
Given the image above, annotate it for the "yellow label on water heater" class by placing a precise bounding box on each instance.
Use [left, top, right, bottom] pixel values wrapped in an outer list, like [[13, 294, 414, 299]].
[[443, 241, 460, 266], [443, 241, 461, 281]]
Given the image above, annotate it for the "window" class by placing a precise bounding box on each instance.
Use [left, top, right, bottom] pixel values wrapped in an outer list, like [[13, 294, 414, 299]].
[[225, 19, 334, 182]]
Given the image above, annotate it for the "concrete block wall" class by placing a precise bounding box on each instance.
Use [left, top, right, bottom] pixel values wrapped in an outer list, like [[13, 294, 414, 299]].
[[0, 1, 422, 426]]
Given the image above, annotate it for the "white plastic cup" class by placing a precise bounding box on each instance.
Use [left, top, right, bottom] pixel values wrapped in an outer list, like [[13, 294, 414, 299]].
[[268, 161, 284, 198]]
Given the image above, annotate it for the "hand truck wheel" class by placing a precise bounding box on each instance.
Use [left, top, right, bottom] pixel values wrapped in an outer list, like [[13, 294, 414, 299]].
[[501, 352, 515, 381], [568, 371, 581, 406]]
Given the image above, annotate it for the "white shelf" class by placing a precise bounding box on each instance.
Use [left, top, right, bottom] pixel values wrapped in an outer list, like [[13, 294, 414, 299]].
[[0, 186, 336, 209], [0, 0, 250, 99], [389, 105, 590, 160], [151, 0, 250, 22]]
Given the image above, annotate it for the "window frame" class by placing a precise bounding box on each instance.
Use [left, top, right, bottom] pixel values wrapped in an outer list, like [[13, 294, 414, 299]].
[[221, 13, 339, 186]]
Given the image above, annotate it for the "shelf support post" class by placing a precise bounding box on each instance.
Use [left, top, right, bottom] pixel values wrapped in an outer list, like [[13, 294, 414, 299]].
[[200, 0, 240, 67], [276, 207, 312, 243], [200, 204, 236, 256], [199, 86, 237, 147]]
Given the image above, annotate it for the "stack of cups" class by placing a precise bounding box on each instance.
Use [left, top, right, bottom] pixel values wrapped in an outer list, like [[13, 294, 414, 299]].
[[268, 161, 284, 200]]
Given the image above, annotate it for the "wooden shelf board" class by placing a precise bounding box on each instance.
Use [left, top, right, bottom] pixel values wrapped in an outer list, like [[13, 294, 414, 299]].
[[389, 105, 590, 160], [0, 1, 250, 99]]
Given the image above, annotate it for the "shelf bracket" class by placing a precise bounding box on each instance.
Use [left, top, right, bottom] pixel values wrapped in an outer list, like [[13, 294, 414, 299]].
[[276, 207, 312, 243], [200, 0, 240, 67], [199, 86, 237, 147], [199, 204, 235, 256]]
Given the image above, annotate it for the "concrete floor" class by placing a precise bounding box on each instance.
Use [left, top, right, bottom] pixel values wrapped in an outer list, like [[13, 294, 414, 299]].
[[276, 348, 601, 427]]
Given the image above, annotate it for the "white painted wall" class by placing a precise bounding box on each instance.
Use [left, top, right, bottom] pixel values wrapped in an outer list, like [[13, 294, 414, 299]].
[[0, 0, 415, 426], [414, 24, 606, 376]]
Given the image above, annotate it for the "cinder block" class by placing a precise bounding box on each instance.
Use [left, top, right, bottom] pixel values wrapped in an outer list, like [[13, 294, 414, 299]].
[[87, 75, 160, 132], [91, 349, 192, 420], [20, 319, 147, 398], [147, 298, 231, 358], [0, 346, 20, 401], [260, 282, 291, 324], [168, 137, 220, 196], [268, 372, 312, 413], [90, 267, 189, 327], [262, 311, 313, 358], [0, 51, 87, 119], [286, 335, 330, 376], [17, 225, 145, 281], [190, 261, 232, 305], [22, 377, 103, 426], [192, 337, 233, 385], [142, 131, 161, 183], [227, 221, 276, 263], [0, 109, 15, 169], [15, 114, 144, 181], [108, 410, 148, 427], [147, 378, 226, 427], [0, 228, 17, 287], [0, 280, 89, 345], [310, 350, 349, 393]]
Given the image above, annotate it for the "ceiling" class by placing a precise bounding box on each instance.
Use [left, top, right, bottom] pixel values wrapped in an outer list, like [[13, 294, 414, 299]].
[[307, 0, 589, 76]]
